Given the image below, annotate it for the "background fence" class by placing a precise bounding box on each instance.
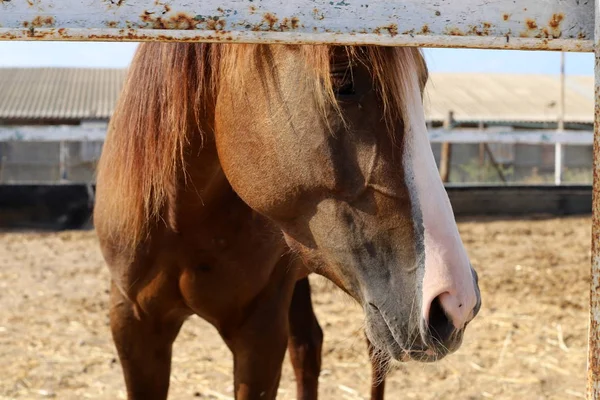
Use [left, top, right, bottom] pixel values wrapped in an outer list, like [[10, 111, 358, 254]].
[[0, 139, 593, 185], [0, 140, 102, 183]]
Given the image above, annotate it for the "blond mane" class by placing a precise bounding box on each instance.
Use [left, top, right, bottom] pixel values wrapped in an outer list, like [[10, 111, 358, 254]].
[[94, 43, 428, 253]]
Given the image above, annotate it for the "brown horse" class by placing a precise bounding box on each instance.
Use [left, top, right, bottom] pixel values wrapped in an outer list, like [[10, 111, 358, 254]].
[[291, 276, 387, 400], [94, 42, 481, 399]]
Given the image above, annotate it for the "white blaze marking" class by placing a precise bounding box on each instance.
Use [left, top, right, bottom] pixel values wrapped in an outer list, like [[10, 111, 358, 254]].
[[401, 67, 478, 329]]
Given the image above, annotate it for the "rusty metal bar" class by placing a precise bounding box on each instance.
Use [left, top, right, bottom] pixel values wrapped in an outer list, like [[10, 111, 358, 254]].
[[586, 0, 600, 397], [0, 0, 594, 52]]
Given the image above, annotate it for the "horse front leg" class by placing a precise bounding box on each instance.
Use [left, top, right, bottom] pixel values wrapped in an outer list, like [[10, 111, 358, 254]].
[[109, 280, 188, 400], [287, 277, 323, 400], [222, 261, 298, 400], [367, 336, 387, 400], [287, 277, 386, 400], [224, 300, 290, 399]]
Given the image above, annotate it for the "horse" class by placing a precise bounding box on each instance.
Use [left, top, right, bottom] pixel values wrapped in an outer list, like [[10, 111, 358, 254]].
[[292, 276, 388, 400], [93, 42, 482, 400]]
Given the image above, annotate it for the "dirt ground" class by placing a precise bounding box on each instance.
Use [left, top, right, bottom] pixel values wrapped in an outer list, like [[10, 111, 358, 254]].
[[0, 216, 593, 400]]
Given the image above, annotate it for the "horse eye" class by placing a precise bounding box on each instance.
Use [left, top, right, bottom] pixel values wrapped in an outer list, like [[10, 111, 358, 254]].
[[334, 79, 355, 96], [331, 72, 355, 96]]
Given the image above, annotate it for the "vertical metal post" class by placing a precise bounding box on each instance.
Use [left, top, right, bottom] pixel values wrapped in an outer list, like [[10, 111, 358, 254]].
[[555, 51, 565, 186], [59, 140, 68, 181], [0, 142, 5, 184], [478, 121, 485, 182], [587, 1, 600, 397], [440, 111, 454, 183]]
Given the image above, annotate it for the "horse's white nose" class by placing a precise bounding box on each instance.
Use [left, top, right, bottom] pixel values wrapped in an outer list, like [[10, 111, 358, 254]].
[[431, 291, 476, 330], [422, 287, 480, 348]]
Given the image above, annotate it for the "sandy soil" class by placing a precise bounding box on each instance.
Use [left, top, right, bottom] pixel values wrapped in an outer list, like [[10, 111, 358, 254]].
[[0, 216, 593, 400]]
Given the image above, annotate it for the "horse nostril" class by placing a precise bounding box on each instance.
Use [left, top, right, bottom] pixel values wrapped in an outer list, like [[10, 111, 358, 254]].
[[427, 295, 455, 346]]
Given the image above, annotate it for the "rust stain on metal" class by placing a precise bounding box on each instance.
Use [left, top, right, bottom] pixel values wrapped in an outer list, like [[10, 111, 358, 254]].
[[445, 27, 465, 36], [249, 5, 257, 14], [420, 24, 430, 34], [174, 12, 194, 29], [0, 31, 19, 39], [0, 26, 300, 44], [24, 16, 55, 29], [547, 13, 564, 38], [105, 0, 124, 6], [140, 10, 205, 30], [526, 19, 538, 30], [313, 8, 325, 20], [549, 13, 564, 29], [588, 62, 600, 397], [519, 14, 563, 39], [469, 22, 493, 36], [207, 18, 226, 31], [379, 23, 398, 37], [262, 13, 278, 30], [278, 17, 300, 31], [503, 13, 511, 21], [106, 21, 118, 28], [291, 17, 300, 29]]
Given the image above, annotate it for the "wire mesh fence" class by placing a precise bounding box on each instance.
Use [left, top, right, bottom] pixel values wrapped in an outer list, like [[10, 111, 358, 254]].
[[0, 140, 103, 183]]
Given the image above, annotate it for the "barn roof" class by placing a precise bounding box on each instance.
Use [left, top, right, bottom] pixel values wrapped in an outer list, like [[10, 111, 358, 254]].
[[425, 73, 594, 125], [0, 67, 593, 125], [0, 68, 126, 122]]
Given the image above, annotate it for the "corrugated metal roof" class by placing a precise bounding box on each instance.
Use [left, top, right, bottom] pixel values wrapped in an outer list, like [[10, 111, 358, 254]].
[[0, 68, 126, 121], [424, 73, 594, 124], [0, 68, 593, 125]]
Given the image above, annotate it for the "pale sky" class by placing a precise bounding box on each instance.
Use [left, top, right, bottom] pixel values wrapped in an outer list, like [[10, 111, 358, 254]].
[[0, 41, 594, 75]]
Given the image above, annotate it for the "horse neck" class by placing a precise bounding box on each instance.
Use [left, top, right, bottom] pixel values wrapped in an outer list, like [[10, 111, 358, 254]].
[[166, 126, 235, 235]]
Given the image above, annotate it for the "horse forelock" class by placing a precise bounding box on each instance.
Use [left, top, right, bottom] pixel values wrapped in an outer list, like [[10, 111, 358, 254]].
[[94, 42, 428, 254]]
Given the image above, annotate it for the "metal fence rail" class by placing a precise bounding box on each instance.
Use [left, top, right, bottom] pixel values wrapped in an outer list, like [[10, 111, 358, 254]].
[[0, 0, 599, 398], [587, 1, 600, 397], [428, 129, 594, 145], [0, 0, 594, 51]]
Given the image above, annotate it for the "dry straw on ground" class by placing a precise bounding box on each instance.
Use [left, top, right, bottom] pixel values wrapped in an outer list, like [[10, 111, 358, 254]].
[[0, 216, 592, 399]]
